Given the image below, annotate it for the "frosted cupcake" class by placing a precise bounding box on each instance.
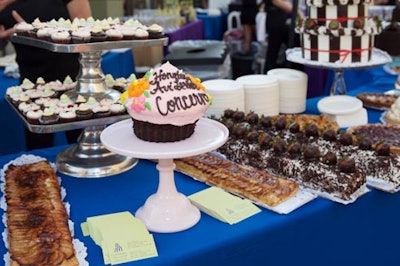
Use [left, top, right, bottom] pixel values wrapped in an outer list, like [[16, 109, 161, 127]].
[[127, 73, 137, 83], [120, 26, 136, 40], [41, 87, 56, 98], [50, 80, 68, 97], [105, 28, 123, 41], [35, 77, 46, 87], [26, 109, 43, 125], [147, 24, 164, 39], [92, 105, 111, 118], [113, 77, 127, 93], [32, 18, 47, 31], [86, 96, 99, 108], [75, 94, 87, 104], [14, 22, 34, 37], [25, 89, 43, 101], [36, 27, 54, 41], [16, 94, 31, 107], [71, 27, 91, 43], [105, 74, 115, 89], [99, 97, 115, 106], [18, 101, 33, 114], [21, 78, 35, 91], [121, 61, 212, 142], [58, 94, 74, 108], [39, 108, 59, 125], [76, 103, 93, 120], [110, 103, 126, 116], [43, 98, 60, 109], [50, 30, 71, 44], [133, 28, 149, 40], [90, 26, 106, 42], [59, 109, 77, 123], [63, 75, 76, 90], [6, 86, 24, 103]]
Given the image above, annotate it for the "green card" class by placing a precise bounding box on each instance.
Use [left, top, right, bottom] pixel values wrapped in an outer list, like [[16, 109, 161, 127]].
[[81, 211, 158, 265], [189, 187, 261, 224]]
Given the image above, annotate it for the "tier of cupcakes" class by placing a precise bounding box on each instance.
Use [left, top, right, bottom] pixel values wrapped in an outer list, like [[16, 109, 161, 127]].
[[6, 74, 134, 125], [14, 17, 164, 44]]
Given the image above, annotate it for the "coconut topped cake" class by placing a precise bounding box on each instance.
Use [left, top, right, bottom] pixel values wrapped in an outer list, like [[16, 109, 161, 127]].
[[121, 61, 212, 142]]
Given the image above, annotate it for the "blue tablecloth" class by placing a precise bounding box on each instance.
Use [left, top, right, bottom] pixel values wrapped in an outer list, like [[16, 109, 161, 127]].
[[0, 71, 24, 154], [0, 49, 135, 155], [0, 65, 399, 265]]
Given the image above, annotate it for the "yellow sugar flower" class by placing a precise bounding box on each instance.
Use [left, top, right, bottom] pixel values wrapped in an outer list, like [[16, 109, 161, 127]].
[[187, 74, 205, 91], [128, 78, 150, 97], [120, 90, 128, 104]]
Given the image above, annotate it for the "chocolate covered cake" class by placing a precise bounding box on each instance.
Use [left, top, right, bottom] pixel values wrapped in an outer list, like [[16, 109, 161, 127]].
[[215, 110, 400, 201], [295, 0, 382, 63]]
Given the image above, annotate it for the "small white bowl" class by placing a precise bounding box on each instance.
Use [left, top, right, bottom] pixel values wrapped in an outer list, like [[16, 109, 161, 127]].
[[317, 95, 363, 115]]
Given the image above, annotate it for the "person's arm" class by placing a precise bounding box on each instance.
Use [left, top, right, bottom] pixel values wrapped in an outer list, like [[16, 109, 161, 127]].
[[66, 0, 91, 19], [0, 0, 15, 12], [271, 0, 292, 13], [0, 10, 22, 39]]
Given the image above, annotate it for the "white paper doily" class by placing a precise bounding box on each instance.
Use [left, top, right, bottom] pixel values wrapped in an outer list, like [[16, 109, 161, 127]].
[[0, 154, 88, 266]]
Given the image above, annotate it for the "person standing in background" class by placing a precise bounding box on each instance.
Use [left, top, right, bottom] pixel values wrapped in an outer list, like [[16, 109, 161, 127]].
[[240, 0, 259, 54], [263, 0, 301, 72], [0, 0, 91, 151]]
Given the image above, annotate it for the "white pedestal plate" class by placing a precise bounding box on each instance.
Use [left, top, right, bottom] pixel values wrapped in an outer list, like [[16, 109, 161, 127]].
[[100, 118, 229, 233], [286, 47, 392, 96]]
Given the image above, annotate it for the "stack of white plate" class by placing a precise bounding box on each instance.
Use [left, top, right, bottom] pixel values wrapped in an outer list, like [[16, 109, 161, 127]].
[[236, 74, 279, 116], [202, 79, 245, 118], [317, 95, 368, 128], [267, 68, 308, 114]]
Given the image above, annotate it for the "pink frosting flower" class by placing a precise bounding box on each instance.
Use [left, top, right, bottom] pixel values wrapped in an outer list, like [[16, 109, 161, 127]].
[[130, 96, 146, 113]]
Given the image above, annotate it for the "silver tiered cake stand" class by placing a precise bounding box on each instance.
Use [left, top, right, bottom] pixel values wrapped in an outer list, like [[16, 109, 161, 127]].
[[100, 118, 229, 233], [286, 47, 392, 95], [9, 35, 168, 177]]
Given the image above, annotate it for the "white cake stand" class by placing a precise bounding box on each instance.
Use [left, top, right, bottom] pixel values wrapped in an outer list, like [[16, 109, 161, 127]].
[[100, 118, 229, 233], [286, 47, 392, 95]]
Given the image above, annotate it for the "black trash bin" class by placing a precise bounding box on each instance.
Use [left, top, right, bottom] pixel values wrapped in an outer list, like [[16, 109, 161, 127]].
[[230, 52, 255, 79]]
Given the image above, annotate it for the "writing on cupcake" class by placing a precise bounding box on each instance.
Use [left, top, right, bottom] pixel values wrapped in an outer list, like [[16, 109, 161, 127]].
[[122, 64, 212, 116]]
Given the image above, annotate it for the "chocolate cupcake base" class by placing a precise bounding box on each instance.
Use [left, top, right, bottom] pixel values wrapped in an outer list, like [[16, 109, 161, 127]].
[[132, 119, 197, 143]]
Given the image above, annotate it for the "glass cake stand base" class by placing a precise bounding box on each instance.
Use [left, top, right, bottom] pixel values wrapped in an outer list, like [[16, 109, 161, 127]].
[[56, 125, 138, 178], [329, 69, 347, 95]]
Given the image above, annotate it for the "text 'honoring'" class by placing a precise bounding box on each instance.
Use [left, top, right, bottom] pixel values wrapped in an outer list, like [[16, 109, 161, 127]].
[[150, 69, 209, 116]]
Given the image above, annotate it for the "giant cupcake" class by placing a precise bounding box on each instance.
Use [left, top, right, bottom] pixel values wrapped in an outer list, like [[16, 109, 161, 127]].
[[121, 61, 212, 142]]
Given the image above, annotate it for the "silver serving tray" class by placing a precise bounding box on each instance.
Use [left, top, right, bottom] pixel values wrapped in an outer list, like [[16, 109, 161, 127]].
[[10, 35, 168, 53]]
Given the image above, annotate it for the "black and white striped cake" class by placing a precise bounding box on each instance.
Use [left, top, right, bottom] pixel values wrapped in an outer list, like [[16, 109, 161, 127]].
[[295, 0, 382, 63]]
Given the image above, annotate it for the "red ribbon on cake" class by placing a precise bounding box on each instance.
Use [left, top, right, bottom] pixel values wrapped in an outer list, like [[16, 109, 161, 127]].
[[314, 16, 366, 23], [303, 47, 372, 63]]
